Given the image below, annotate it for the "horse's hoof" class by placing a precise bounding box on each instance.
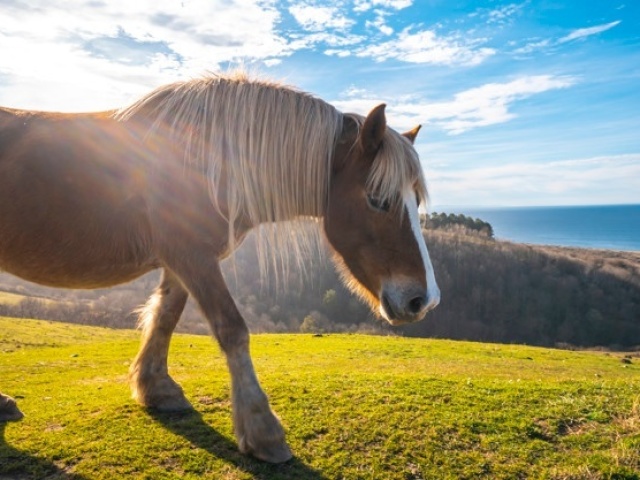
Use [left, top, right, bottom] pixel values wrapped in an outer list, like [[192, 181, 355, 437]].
[[131, 374, 193, 412], [236, 407, 293, 463], [150, 394, 193, 412], [0, 396, 24, 422], [239, 428, 293, 464], [0, 409, 24, 422], [248, 439, 293, 464], [134, 389, 193, 412]]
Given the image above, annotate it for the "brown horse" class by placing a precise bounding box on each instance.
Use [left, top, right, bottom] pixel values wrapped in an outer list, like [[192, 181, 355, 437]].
[[0, 72, 439, 463]]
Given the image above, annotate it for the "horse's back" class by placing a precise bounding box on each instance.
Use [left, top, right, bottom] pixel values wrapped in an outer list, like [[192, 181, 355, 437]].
[[0, 108, 157, 288]]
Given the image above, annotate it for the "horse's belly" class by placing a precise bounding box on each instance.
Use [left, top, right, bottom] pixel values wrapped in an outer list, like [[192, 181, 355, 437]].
[[0, 211, 156, 288], [0, 257, 156, 289], [0, 145, 156, 289]]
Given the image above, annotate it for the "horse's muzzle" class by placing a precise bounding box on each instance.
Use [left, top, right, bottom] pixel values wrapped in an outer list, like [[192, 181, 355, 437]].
[[380, 281, 440, 325]]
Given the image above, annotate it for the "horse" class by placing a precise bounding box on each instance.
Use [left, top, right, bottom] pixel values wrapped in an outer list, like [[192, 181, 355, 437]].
[[0, 71, 440, 463]]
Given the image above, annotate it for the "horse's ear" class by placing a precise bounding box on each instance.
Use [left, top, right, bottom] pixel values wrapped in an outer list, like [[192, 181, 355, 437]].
[[402, 125, 421, 144], [360, 104, 387, 156]]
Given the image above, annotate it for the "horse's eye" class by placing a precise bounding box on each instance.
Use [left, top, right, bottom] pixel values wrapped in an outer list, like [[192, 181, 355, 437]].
[[367, 195, 391, 212]]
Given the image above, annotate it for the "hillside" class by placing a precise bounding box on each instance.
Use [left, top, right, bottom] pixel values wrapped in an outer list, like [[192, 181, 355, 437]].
[[407, 231, 640, 348], [1, 222, 639, 348], [1, 318, 639, 479]]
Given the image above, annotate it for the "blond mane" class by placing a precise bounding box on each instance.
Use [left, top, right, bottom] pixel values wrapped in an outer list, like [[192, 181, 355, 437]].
[[116, 72, 427, 278]]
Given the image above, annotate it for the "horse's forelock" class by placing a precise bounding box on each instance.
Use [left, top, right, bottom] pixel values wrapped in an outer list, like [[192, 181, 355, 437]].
[[347, 114, 429, 214], [373, 132, 428, 213]]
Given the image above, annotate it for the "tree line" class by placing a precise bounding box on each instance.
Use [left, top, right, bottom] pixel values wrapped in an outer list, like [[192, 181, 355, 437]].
[[422, 212, 494, 238]]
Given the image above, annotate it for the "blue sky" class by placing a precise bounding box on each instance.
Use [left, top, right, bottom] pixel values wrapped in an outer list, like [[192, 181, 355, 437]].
[[1, 0, 638, 207]]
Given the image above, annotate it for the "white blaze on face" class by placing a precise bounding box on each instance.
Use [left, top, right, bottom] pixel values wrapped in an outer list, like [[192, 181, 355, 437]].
[[403, 188, 440, 311]]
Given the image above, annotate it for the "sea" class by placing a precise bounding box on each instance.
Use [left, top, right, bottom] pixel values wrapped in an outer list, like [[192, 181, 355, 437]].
[[440, 204, 640, 252]]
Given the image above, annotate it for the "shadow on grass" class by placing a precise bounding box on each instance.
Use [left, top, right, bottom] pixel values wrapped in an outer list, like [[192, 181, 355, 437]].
[[148, 409, 328, 480], [0, 421, 88, 480]]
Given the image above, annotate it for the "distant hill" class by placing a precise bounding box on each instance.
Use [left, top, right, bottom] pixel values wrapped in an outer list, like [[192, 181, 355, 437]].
[[407, 230, 640, 349], [1, 216, 639, 349]]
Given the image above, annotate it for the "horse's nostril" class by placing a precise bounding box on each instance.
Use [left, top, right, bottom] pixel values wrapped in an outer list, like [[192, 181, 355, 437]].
[[407, 295, 426, 314]]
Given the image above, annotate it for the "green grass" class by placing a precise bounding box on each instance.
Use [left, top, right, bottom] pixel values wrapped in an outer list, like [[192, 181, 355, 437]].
[[1, 317, 639, 479]]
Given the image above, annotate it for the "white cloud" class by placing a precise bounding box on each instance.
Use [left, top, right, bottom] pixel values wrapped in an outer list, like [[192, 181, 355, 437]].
[[289, 31, 365, 53], [334, 75, 576, 134], [511, 20, 621, 57], [486, 2, 525, 24], [354, 0, 413, 13], [289, 4, 355, 32], [428, 154, 640, 206], [512, 38, 552, 55], [324, 49, 352, 57], [424, 75, 576, 134], [558, 21, 621, 43], [0, 0, 505, 111], [263, 58, 283, 67], [8, 0, 287, 64], [352, 27, 495, 66], [0, 0, 290, 110], [365, 10, 394, 35]]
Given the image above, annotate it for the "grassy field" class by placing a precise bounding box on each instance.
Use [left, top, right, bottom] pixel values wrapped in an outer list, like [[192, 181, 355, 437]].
[[1, 317, 639, 479]]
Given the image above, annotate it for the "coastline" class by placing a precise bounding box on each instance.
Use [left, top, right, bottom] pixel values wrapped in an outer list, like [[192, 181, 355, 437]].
[[436, 204, 640, 252]]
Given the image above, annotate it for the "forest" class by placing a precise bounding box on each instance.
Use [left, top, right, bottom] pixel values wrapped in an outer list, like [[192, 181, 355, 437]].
[[1, 213, 639, 349]]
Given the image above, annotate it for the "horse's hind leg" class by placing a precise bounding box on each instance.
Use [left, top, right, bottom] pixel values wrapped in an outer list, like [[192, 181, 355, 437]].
[[129, 269, 191, 411], [0, 393, 23, 422]]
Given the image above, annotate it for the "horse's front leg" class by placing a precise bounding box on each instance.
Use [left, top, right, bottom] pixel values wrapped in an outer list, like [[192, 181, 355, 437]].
[[226, 332, 292, 463], [166, 252, 292, 463], [0, 393, 23, 422], [129, 269, 191, 411]]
